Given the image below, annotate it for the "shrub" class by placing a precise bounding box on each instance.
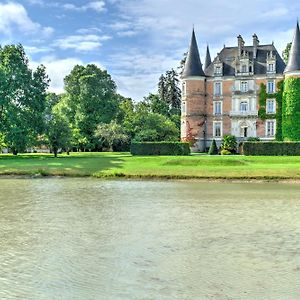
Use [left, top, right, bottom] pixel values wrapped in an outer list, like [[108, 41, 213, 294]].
[[208, 139, 218, 155], [242, 141, 300, 156], [221, 135, 237, 153], [220, 149, 232, 155], [247, 137, 260, 142], [130, 142, 190, 156]]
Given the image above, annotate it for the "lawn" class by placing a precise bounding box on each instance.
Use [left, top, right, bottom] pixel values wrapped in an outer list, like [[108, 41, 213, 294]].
[[1, 152, 300, 180]]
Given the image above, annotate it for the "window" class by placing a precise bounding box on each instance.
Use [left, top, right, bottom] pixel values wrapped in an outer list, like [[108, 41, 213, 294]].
[[214, 82, 222, 96], [241, 65, 247, 73], [214, 101, 222, 115], [182, 101, 186, 114], [266, 120, 276, 137], [241, 81, 248, 92], [266, 99, 276, 114], [213, 121, 222, 137], [182, 82, 186, 96], [215, 66, 221, 75], [240, 101, 248, 112], [268, 63, 275, 72], [267, 81, 275, 93]]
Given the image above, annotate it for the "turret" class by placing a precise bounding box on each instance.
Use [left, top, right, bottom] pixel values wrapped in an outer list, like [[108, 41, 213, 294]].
[[182, 29, 205, 78], [284, 21, 300, 76], [204, 45, 212, 71], [282, 22, 300, 141], [181, 30, 207, 152]]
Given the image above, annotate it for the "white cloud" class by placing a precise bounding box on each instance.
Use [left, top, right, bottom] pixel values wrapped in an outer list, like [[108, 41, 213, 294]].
[[63, 1, 105, 13], [0, 2, 53, 37], [24, 45, 53, 54], [31, 57, 105, 94], [53, 34, 111, 52]]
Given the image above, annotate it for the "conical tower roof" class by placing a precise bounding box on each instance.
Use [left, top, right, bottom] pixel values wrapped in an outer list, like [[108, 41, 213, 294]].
[[204, 45, 212, 70], [285, 22, 300, 73], [182, 29, 205, 78]]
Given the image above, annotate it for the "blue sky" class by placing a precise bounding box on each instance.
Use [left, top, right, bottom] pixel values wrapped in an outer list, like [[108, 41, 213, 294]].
[[0, 0, 299, 100]]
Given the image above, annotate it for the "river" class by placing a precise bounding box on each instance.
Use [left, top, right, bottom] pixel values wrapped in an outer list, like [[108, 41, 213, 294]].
[[1, 178, 300, 299]]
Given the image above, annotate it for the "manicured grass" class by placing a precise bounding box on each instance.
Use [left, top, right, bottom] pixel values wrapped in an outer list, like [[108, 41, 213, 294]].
[[1, 152, 300, 180]]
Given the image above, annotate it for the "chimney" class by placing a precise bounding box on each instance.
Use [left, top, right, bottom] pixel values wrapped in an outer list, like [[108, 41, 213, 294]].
[[237, 35, 244, 57], [253, 33, 259, 59]]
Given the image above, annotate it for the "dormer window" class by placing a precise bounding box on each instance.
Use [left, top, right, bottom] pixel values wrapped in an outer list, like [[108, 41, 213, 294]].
[[268, 63, 275, 72], [215, 66, 221, 75], [241, 65, 247, 73]]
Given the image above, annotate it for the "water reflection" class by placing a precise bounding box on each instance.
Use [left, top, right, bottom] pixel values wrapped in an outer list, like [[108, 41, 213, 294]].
[[1, 179, 300, 299]]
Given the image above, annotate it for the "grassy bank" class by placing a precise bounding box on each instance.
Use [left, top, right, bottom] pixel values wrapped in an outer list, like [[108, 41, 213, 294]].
[[2, 152, 300, 180]]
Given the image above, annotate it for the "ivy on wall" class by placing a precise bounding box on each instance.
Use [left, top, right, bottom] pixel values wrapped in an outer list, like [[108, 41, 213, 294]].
[[258, 81, 283, 141], [282, 77, 300, 141]]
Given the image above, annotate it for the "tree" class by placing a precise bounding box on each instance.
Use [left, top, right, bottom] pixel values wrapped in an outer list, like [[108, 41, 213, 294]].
[[143, 93, 169, 116], [0, 44, 49, 154], [46, 108, 72, 158], [208, 139, 218, 155], [132, 113, 179, 142], [158, 69, 181, 115], [64, 64, 118, 150], [282, 42, 292, 64], [94, 120, 129, 151], [221, 135, 237, 153]]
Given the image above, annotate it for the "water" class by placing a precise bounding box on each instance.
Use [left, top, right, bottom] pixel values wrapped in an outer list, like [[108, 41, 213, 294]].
[[1, 179, 300, 299]]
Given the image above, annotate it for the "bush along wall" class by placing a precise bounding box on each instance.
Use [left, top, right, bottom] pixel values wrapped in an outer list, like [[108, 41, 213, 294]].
[[242, 141, 300, 156], [282, 77, 300, 141], [258, 81, 283, 141], [130, 142, 191, 156]]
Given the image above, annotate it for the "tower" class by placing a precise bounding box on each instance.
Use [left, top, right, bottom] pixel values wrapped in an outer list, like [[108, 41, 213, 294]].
[[282, 21, 300, 140], [181, 30, 207, 151]]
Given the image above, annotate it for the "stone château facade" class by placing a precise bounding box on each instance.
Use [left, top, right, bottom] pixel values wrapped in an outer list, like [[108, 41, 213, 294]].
[[181, 28, 287, 151]]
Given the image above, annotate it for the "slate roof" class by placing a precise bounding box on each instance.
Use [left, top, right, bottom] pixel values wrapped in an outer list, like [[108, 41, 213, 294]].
[[182, 30, 205, 78], [284, 22, 300, 73], [204, 45, 212, 71], [205, 44, 286, 77]]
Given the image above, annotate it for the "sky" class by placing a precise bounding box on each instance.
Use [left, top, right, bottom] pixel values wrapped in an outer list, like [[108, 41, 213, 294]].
[[0, 0, 299, 101]]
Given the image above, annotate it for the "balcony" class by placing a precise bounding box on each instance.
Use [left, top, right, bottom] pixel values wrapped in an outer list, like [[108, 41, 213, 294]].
[[232, 89, 254, 95], [230, 110, 258, 117], [235, 71, 254, 77]]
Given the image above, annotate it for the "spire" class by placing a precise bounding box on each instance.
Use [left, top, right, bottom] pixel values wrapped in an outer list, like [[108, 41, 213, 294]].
[[284, 21, 300, 73], [182, 29, 205, 78], [204, 45, 212, 70]]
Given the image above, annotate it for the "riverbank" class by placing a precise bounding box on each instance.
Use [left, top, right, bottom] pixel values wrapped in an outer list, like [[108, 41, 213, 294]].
[[2, 152, 300, 181]]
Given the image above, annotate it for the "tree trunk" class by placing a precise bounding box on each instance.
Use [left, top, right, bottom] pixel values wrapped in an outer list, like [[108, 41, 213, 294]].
[[12, 149, 18, 155], [54, 147, 58, 158]]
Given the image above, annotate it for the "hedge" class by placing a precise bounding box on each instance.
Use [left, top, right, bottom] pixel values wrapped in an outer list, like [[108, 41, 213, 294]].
[[242, 141, 300, 156], [130, 142, 191, 156]]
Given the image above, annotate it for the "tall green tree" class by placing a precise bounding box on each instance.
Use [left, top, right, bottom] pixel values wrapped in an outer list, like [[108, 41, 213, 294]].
[[0, 44, 49, 154], [63, 64, 118, 150], [158, 69, 181, 115]]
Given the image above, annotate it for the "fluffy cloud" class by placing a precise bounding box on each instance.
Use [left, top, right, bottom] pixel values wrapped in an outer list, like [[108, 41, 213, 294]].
[[0, 2, 53, 37], [30, 56, 105, 94], [31, 57, 105, 94], [63, 1, 105, 12], [53, 34, 111, 52]]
